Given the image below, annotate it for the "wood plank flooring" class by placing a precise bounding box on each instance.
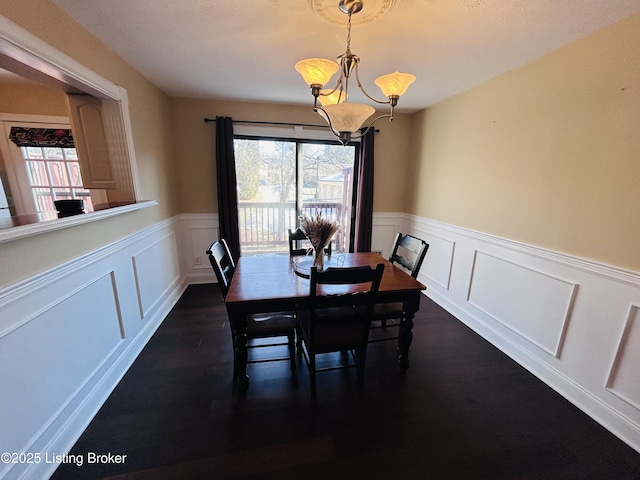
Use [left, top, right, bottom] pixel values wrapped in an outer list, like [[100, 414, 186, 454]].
[[51, 284, 640, 479]]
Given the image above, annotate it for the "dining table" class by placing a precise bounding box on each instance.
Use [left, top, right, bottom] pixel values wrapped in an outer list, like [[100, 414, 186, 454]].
[[224, 252, 426, 393]]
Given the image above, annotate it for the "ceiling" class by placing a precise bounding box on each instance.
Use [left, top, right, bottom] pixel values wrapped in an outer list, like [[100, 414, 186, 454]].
[[48, 0, 640, 113]]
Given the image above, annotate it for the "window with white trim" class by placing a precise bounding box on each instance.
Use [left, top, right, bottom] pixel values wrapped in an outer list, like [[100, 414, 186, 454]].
[[20, 145, 93, 212], [0, 115, 100, 216]]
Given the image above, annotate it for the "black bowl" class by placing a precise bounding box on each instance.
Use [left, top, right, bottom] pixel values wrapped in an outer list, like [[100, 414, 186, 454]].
[[54, 199, 85, 217]]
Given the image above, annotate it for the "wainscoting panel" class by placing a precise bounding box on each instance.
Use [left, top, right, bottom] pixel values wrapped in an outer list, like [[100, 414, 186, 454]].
[[467, 250, 577, 357], [417, 229, 455, 290], [607, 304, 640, 410], [407, 214, 640, 454], [0, 272, 122, 464], [131, 232, 180, 320], [0, 218, 186, 480], [178, 214, 219, 284], [371, 213, 406, 258]]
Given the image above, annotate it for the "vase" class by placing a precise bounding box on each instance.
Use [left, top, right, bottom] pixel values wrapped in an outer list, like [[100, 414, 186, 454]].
[[313, 246, 325, 270]]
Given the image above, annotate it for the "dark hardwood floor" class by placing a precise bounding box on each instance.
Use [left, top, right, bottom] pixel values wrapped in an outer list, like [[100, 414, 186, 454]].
[[52, 284, 640, 479]]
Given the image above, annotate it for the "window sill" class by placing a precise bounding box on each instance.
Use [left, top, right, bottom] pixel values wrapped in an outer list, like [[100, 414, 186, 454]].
[[0, 200, 158, 244]]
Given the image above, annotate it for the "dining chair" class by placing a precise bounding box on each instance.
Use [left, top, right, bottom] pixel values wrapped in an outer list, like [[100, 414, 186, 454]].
[[297, 263, 384, 398], [369, 233, 429, 343], [288, 228, 332, 256], [206, 239, 297, 381]]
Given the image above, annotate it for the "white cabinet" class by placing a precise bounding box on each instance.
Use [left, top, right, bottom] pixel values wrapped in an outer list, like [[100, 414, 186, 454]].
[[67, 94, 117, 190]]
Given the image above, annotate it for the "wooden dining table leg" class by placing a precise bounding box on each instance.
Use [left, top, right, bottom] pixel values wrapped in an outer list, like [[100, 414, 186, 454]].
[[398, 312, 414, 372], [235, 331, 249, 394], [229, 308, 249, 394], [398, 293, 420, 372]]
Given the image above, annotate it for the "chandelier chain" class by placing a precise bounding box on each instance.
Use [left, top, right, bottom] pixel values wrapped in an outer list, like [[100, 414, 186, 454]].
[[346, 12, 352, 51]]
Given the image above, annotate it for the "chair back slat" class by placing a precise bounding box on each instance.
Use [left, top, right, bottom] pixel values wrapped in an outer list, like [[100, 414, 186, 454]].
[[206, 239, 235, 299], [289, 228, 333, 256], [388, 233, 429, 279], [309, 264, 384, 310], [288, 228, 310, 256]]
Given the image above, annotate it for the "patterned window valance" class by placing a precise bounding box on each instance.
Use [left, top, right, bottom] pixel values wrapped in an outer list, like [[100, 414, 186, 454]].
[[9, 127, 75, 148]]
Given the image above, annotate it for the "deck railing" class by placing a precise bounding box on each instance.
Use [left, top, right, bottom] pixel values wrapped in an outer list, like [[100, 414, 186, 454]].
[[238, 201, 345, 254]]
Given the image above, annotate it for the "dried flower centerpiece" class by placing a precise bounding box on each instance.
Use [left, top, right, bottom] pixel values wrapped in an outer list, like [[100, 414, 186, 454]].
[[299, 212, 340, 270]]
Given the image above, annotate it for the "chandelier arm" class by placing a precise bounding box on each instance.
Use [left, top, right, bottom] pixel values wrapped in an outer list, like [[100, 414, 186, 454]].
[[319, 77, 345, 98], [347, 112, 393, 140], [353, 62, 391, 105], [314, 105, 342, 138]]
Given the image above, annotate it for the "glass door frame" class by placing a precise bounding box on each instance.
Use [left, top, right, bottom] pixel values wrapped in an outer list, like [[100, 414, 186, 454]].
[[234, 133, 361, 254]]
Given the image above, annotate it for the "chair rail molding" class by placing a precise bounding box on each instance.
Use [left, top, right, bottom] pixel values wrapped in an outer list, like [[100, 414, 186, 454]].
[[406, 214, 640, 454]]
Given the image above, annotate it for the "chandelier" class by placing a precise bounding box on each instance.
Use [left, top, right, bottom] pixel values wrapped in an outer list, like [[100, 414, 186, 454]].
[[295, 0, 415, 145]]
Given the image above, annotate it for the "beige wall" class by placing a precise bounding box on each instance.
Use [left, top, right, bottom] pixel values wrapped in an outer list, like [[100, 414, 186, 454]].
[[0, 82, 69, 115], [407, 13, 640, 271], [169, 97, 413, 214], [0, 0, 178, 287]]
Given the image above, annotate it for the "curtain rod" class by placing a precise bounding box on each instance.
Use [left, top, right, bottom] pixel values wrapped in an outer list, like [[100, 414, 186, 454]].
[[203, 117, 379, 133], [203, 118, 326, 129]]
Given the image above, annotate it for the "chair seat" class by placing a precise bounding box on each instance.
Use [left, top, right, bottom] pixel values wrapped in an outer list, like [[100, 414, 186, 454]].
[[373, 302, 404, 319], [247, 312, 297, 337], [298, 307, 363, 351]]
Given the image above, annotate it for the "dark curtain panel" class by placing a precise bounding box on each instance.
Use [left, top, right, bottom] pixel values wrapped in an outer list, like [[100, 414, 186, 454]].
[[354, 127, 375, 252], [215, 116, 241, 259]]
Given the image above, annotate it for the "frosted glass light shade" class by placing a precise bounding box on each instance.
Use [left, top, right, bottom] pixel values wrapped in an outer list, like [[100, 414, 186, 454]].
[[318, 89, 347, 106], [295, 58, 339, 86], [375, 71, 416, 97], [318, 103, 375, 133]]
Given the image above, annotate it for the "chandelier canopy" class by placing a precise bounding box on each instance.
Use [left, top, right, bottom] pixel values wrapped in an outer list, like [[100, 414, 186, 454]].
[[295, 0, 415, 145]]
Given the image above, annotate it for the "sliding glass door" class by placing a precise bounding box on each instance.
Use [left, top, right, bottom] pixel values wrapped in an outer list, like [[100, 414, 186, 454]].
[[234, 137, 357, 255]]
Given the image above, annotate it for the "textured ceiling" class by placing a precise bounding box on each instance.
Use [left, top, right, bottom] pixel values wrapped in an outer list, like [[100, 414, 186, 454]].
[[49, 0, 640, 112]]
